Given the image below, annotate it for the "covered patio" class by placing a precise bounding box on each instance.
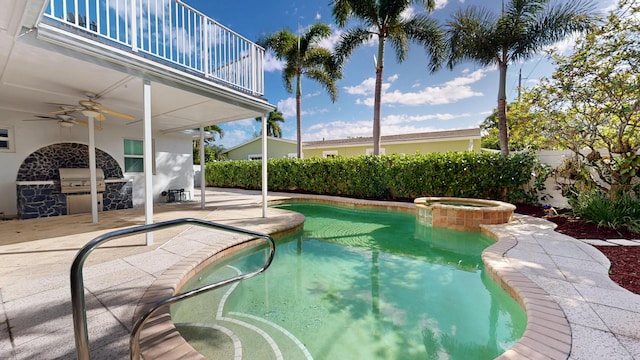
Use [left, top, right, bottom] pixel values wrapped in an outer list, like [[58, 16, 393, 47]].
[[1, 0, 275, 235]]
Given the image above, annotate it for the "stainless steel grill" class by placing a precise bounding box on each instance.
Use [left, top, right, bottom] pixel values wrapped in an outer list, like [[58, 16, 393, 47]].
[[59, 168, 105, 194]]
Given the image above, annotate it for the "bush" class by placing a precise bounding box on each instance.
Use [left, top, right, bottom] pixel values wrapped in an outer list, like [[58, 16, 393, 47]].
[[569, 190, 640, 233], [206, 152, 540, 202]]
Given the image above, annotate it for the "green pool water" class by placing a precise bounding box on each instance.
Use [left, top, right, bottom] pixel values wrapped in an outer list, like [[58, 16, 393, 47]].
[[171, 202, 526, 360]]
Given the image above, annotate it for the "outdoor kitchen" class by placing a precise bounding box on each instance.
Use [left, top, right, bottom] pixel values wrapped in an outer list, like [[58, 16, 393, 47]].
[[15, 143, 132, 219]]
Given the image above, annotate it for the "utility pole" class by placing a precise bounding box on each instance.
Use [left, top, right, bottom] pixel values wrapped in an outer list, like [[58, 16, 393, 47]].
[[518, 68, 522, 102]]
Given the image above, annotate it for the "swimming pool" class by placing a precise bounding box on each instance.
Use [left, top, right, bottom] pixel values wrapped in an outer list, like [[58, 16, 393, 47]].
[[171, 202, 526, 359]]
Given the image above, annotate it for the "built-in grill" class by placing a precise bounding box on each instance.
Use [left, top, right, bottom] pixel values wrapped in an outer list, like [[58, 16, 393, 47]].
[[59, 168, 105, 214], [59, 168, 105, 194]]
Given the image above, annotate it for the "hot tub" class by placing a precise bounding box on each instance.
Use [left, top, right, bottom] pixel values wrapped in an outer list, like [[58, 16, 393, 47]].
[[414, 197, 516, 231]]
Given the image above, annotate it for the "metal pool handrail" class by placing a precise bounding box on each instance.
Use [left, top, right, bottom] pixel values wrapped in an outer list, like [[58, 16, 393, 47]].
[[69, 217, 275, 360]]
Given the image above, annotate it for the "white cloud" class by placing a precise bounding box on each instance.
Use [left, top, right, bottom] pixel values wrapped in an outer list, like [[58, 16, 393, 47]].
[[400, 6, 416, 21], [315, 12, 321, 20], [350, 68, 491, 107], [263, 52, 285, 72], [343, 75, 398, 96], [277, 98, 297, 117], [544, 34, 578, 55], [304, 120, 371, 140], [317, 28, 344, 51], [302, 116, 464, 141], [383, 113, 471, 125], [435, 0, 449, 10], [217, 128, 255, 149], [344, 78, 376, 95], [304, 91, 321, 98], [275, 96, 327, 119], [444, 68, 490, 87]]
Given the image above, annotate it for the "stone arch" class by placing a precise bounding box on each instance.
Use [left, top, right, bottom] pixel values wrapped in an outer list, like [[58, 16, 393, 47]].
[[16, 142, 123, 181]]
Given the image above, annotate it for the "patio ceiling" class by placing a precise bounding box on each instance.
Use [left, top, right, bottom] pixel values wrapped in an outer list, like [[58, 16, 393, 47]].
[[0, 0, 273, 134]]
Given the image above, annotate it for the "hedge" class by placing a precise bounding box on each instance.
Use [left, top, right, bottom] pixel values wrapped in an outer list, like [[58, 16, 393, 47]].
[[205, 152, 538, 202]]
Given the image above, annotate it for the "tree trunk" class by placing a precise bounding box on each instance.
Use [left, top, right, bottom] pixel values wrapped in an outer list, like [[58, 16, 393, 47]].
[[373, 37, 385, 156], [497, 61, 509, 156], [296, 74, 303, 158]]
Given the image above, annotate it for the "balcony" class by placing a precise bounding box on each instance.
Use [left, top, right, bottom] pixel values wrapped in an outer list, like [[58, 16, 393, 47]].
[[40, 0, 264, 96]]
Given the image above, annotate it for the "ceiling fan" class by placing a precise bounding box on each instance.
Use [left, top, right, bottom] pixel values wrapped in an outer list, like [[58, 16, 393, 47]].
[[23, 114, 91, 128], [48, 92, 136, 122]]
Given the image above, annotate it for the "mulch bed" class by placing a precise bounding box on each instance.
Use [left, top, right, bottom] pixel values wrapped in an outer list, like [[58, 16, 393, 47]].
[[515, 204, 640, 295]]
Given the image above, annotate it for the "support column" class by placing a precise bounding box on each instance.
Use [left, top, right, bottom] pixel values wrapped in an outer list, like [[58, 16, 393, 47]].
[[143, 80, 153, 245], [83, 111, 99, 224], [200, 126, 206, 209], [261, 113, 267, 218]]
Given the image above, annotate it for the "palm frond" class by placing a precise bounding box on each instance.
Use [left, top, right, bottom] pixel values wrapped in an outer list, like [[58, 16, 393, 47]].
[[446, 6, 499, 68], [282, 62, 297, 94], [300, 23, 332, 55], [259, 30, 298, 59], [511, 0, 597, 62], [335, 27, 374, 65], [402, 14, 446, 72]]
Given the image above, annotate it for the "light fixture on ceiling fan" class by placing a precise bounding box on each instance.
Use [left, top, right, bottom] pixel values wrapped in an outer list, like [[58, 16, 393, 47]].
[[22, 114, 90, 128], [48, 91, 135, 122]]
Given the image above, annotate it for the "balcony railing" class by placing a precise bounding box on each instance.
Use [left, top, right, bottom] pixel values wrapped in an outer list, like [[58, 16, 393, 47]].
[[43, 0, 264, 96]]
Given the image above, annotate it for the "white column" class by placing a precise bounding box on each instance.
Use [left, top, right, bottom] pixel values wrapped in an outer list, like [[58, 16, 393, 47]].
[[143, 80, 153, 245], [199, 126, 206, 209], [261, 113, 267, 218], [83, 111, 99, 224]]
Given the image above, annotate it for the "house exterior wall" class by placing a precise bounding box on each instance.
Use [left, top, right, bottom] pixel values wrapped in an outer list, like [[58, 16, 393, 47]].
[[303, 139, 481, 158], [226, 138, 297, 160], [0, 110, 193, 217]]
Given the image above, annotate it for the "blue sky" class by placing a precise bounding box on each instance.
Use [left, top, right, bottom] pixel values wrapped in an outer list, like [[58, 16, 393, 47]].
[[185, 0, 614, 149]]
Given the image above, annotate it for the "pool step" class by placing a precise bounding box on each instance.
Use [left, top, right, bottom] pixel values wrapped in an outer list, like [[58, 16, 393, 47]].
[[172, 266, 312, 359], [175, 312, 311, 360]]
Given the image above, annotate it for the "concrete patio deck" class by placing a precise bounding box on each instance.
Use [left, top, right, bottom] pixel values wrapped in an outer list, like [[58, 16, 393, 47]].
[[0, 188, 639, 359]]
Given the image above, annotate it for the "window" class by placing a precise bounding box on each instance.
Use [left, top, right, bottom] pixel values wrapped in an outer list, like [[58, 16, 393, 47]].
[[248, 154, 262, 161], [0, 127, 14, 152], [124, 139, 144, 172], [366, 148, 385, 155], [322, 150, 338, 158]]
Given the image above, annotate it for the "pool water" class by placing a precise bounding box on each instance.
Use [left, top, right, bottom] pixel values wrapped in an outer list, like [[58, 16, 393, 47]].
[[172, 202, 526, 360]]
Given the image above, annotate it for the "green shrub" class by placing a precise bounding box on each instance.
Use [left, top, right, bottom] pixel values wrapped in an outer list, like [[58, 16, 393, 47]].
[[206, 152, 539, 202], [570, 190, 640, 233]]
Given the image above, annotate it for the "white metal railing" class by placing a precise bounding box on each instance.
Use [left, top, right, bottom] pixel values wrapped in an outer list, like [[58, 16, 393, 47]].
[[43, 0, 264, 96]]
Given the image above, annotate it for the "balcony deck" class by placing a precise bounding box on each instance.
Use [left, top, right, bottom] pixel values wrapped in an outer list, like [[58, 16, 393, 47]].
[[41, 0, 264, 97]]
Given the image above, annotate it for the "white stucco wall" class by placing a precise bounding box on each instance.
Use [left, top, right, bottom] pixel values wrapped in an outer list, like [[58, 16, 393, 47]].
[[0, 109, 193, 216]]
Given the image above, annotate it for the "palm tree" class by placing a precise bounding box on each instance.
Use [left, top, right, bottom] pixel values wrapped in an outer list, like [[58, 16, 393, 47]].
[[193, 125, 224, 164], [331, 0, 445, 155], [446, 0, 596, 156], [260, 23, 341, 158], [255, 109, 285, 138]]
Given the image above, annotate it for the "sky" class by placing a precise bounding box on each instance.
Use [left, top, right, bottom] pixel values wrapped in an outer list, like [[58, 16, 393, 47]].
[[184, 0, 615, 150]]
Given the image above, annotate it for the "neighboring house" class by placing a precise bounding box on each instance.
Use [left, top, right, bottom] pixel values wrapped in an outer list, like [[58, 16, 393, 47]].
[[224, 137, 297, 160], [303, 128, 482, 158], [0, 0, 274, 220]]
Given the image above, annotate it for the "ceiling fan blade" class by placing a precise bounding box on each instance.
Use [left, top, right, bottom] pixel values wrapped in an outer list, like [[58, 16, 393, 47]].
[[97, 106, 135, 121], [96, 113, 106, 121], [23, 115, 60, 121], [51, 107, 82, 115]]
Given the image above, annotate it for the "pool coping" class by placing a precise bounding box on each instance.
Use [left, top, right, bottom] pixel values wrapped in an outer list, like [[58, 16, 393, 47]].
[[135, 196, 568, 359], [481, 228, 572, 359]]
